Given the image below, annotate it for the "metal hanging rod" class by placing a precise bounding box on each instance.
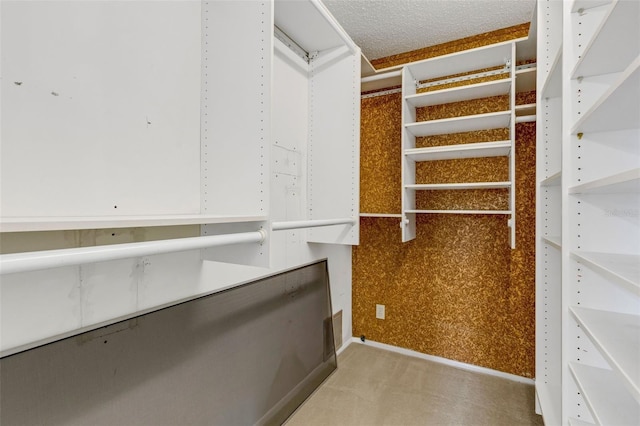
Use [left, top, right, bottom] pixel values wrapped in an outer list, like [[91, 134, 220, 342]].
[[272, 218, 356, 231], [515, 115, 537, 123], [0, 231, 266, 275]]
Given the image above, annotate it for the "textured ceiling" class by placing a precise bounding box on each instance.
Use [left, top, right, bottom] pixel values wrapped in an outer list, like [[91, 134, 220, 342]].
[[322, 0, 536, 61]]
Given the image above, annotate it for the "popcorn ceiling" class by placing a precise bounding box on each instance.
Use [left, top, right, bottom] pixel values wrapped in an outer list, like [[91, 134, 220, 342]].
[[323, 0, 535, 61]]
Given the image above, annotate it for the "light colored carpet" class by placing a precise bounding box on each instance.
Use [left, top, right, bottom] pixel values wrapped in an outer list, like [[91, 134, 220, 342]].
[[286, 343, 544, 426]]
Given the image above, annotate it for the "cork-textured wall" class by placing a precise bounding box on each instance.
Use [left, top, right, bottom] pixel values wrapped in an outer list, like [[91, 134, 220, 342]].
[[353, 119, 536, 377]]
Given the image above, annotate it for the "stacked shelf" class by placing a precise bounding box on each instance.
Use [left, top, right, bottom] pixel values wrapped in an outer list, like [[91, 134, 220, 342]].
[[546, 0, 640, 424], [400, 42, 517, 247]]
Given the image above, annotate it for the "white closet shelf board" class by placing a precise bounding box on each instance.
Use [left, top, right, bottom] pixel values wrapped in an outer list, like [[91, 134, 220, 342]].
[[569, 168, 640, 194], [405, 42, 512, 82], [571, 251, 640, 294], [542, 235, 562, 249], [361, 70, 402, 93], [516, 104, 537, 116], [541, 48, 562, 98], [570, 307, 640, 403], [405, 209, 512, 215], [569, 362, 640, 426], [571, 0, 640, 78], [537, 385, 562, 426], [516, 66, 537, 93], [572, 57, 640, 134], [274, 0, 348, 53], [405, 141, 511, 162], [571, 0, 613, 13], [405, 111, 511, 137], [541, 171, 562, 186], [568, 419, 596, 426], [404, 79, 511, 108], [0, 215, 268, 233], [405, 182, 511, 190], [359, 213, 402, 218]]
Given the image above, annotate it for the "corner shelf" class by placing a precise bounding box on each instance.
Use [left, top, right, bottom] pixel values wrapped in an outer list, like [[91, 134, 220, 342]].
[[568, 168, 640, 194], [569, 362, 639, 426], [542, 235, 562, 249], [405, 182, 511, 190], [567, 419, 595, 426], [541, 171, 562, 187], [571, 0, 639, 78], [0, 214, 268, 233], [404, 141, 511, 162], [404, 79, 512, 108], [405, 209, 512, 215], [571, 57, 640, 134], [570, 307, 640, 402], [405, 110, 511, 137], [570, 251, 640, 294], [541, 48, 562, 99]]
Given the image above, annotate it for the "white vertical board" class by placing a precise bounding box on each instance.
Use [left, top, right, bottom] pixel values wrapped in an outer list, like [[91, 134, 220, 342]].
[[0, 1, 201, 217], [401, 67, 417, 242], [200, 0, 271, 217], [307, 47, 360, 245]]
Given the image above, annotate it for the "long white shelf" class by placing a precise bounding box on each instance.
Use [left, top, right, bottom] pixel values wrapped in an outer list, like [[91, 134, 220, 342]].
[[541, 48, 562, 99], [359, 213, 403, 218], [541, 171, 562, 187], [570, 307, 640, 403], [0, 214, 268, 233], [543, 235, 562, 249], [405, 209, 512, 215], [571, 251, 640, 294], [567, 418, 595, 426], [515, 103, 536, 116], [404, 79, 512, 108], [571, 0, 639, 78], [569, 362, 640, 426], [404, 141, 511, 162], [569, 168, 640, 194], [405, 182, 511, 190], [405, 111, 512, 137], [516, 66, 536, 93], [406, 42, 513, 82], [572, 56, 640, 134]]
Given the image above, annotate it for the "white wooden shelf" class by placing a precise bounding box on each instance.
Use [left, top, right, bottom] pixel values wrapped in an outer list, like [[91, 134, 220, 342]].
[[571, 251, 640, 294], [405, 182, 511, 190], [541, 49, 562, 99], [404, 141, 511, 162], [568, 418, 595, 426], [572, 56, 640, 134], [543, 235, 562, 249], [571, 0, 639, 78], [569, 168, 640, 194], [359, 213, 402, 218], [404, 79, 511, 108], [570, 0, 612, 14], [541, 171, 562, 187], [0, 214, 268, 233], [570, 307, 640, 402], [406, 42, 513, 82], [516, 103, 536, 116], [569, 362, 640, 426], [516, 66, 536, 93], [405, 111, 511, 137], [405, 209, 512, 215]]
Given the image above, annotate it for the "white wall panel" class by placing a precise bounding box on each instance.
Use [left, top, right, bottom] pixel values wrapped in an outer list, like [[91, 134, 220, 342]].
[[0, 1, 201, 217]]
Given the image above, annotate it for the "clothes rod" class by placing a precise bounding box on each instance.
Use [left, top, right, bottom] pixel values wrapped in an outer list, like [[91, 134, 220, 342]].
[[515, 115, 537, 123], [0, 231, 266, 275], [272, 218, 356, 231]]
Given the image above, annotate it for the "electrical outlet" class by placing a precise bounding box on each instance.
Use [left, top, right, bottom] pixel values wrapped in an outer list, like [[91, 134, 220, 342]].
[[376, 304, 385, 320]]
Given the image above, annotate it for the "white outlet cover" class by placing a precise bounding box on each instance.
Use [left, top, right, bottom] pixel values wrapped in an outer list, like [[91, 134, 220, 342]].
[[376, 304, 385, 320]]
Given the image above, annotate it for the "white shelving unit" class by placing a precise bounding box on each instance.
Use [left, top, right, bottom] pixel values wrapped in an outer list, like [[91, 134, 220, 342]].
[[401, 42, 517, 247], [536, 1, 640, 424]]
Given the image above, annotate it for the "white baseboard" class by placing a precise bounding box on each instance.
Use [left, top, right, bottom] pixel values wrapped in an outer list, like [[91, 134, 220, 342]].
[[349, 337, 535, 385], [335, 338, 352, 356]]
